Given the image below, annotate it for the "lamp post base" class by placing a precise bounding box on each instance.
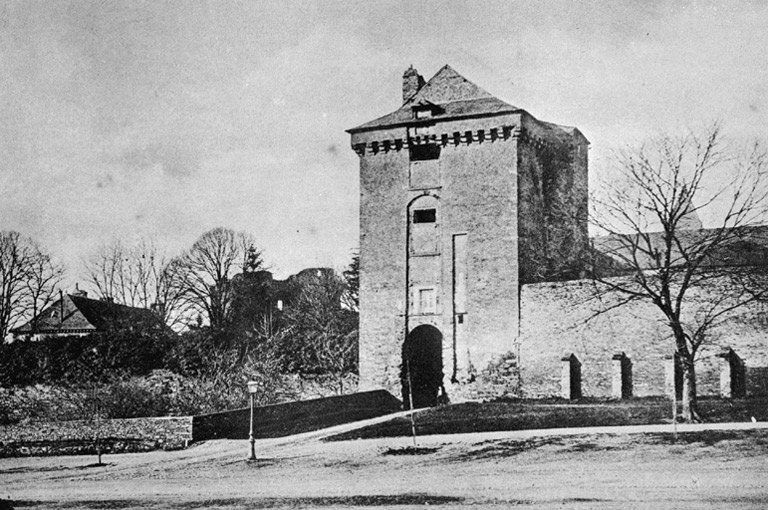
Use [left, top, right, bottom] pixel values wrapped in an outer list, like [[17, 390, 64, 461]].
[[248, 435, 256, 461]]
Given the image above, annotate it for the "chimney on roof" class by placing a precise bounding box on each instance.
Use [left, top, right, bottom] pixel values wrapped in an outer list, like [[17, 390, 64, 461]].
[[72, 283, 87, 298], [402, 65, 425, 104]]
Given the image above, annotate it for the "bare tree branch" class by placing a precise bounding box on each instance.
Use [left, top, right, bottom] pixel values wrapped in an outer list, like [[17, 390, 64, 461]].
[[167, 227, 261, 332], [0, 231, 65, 340], [589, 124, 768, 421]]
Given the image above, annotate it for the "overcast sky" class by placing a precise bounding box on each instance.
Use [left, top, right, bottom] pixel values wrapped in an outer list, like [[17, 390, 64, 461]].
[[2, 1, 767, 285]]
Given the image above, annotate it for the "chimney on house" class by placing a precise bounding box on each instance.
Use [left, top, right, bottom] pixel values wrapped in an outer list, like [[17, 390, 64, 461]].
[[402, 65, 425, 104], [72, 283, 87, 298]]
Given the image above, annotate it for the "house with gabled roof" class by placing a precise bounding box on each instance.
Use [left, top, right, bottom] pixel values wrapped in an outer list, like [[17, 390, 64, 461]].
[[10, 288, 166, 342]]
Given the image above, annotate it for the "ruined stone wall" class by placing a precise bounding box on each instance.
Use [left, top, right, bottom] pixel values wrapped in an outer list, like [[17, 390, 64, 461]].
[[520, 277, 768, 398]]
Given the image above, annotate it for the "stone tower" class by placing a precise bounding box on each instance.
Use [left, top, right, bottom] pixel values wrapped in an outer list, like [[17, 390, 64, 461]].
[[348, 65, 589, 405]]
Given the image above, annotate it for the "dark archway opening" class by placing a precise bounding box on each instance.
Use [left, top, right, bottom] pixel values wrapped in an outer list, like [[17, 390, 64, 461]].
[[620, 357, 633, 399], [728, 350, 746, 398], [401, 325, 443, 409], [567, 354, 582, 400], [612, 352, 633, 399]]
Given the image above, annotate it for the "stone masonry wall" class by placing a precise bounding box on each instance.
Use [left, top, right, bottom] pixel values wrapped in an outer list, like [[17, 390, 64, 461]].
[[0, 416, 193, 457], [357, 125, 411, 394], [354, 114, 523, 401], [520, 277, 768, 398], [518, 114, 589, 284]]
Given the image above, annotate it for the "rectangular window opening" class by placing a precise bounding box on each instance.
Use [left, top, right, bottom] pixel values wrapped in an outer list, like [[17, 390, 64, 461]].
[[409, 144, 441, 161], [418, 288, 436, 314], [413, 209, 436, 223]]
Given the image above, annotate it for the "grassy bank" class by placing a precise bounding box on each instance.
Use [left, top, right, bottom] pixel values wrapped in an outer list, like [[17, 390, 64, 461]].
[[325, 397, 768, 441]]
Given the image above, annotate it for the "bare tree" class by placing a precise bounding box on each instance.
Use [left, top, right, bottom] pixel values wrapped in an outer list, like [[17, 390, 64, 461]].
[[25, 248, 65, 335], [168, 227, 262, 331], [83, 239, 185, 327], [590, 124, 768, 421], [0, 231, 64, 339], [83, 241, 125, 304]]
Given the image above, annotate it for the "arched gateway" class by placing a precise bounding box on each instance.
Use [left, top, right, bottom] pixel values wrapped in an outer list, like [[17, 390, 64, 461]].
[[401, 325, 443, 409]]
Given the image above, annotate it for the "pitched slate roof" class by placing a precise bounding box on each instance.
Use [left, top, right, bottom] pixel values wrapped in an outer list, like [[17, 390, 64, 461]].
[[591, 225, 768, 272], [69, 295, 161, 330], [11, 294, 164, 336], [348, 65, 520, 133]]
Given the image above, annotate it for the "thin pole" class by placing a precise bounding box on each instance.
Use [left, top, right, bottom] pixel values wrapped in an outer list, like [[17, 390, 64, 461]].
[[406, 359, 417, 447], [672, 388, 678, 441], [95, 385, 102, 465], [248, 392, 256, 461]]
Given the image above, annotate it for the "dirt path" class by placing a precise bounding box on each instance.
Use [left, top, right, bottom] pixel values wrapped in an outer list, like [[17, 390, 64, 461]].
[[2, 427, 768, 509]]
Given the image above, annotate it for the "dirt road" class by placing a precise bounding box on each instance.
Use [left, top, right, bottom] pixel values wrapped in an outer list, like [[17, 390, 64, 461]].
[[2, 427, 767, 509]]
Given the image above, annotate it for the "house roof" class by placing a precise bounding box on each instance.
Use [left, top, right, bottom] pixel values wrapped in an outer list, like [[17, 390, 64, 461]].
[[591, 225, 768, 272], [68, 295, 161, 330], [348, 65, 521, 133], [11, 294, 164, 336], [348, 65, 589, 145]]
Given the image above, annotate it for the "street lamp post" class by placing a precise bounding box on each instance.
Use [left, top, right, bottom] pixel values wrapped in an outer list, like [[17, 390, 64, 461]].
[[247, 381, 259, 461]]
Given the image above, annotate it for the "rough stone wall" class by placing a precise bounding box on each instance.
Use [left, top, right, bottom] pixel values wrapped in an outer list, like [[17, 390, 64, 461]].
[[437, 116, 521, 379], [520, 277, 768, 398], [357, 126, 411, 393], [0, 416, 193, 457], [354, 114, 523, 401], [517, 114, 589, 284]]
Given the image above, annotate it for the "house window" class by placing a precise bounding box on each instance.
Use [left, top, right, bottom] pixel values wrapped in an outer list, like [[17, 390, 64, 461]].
[[276, 299, 283, 311], [413, 209, 436, 223], [417, 288, 436, 314]]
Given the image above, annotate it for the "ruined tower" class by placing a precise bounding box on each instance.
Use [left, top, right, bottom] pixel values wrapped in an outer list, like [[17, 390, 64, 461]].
[[348, 65, 589, 405]]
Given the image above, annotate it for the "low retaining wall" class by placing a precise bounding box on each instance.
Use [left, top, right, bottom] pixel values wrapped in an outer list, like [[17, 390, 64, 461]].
[[0, 416, 193, 458], [1, 391, 402, 457], [193, 389, 402, 441]]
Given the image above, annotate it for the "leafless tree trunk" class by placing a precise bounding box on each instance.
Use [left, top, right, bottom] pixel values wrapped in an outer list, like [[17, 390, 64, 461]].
[[83, 241, 125, 304], [83, 238, 185, 327], [25, 249, 65, 335], [167, 227, 260, 331], [0, 231, 64, 340], [590, 124, 768, 422]]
